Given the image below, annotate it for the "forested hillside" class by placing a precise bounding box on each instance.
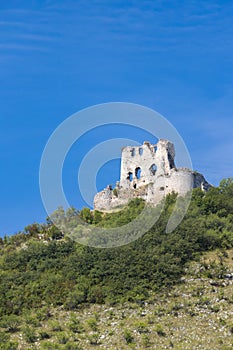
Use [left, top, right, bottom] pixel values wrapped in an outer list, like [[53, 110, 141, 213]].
[[0, 179, 233, 349]]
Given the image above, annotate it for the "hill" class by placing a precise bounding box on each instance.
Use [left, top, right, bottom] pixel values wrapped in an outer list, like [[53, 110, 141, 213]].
[[0, 178, 233, 349]]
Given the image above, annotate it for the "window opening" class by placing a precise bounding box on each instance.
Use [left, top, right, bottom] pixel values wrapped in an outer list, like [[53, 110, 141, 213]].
[[127, 172, 133, 181], [150, 164, 157, 175], [135, 167, 141, 179]]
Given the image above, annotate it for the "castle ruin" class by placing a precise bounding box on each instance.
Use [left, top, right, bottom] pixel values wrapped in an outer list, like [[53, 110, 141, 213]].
[[94, 139, 210, 211]]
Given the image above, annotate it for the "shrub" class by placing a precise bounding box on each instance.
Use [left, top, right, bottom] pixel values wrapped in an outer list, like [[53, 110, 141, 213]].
[[64, 290, 86, 310], [23, 325, 37, 343], [40, 342, 60, 349], [87, 333, 100, 345], [56, 331, 70, 344], [80, 208, 93, 223], [39, 330, 51, 340], [36, 307, 52, 321], [142, 334, 151, 348], [0, 341, 18, 350], [24, 314, 41, 327], [86, 317, 98, 331], [68, 315, 83, 334], [123, 329, 134, 344], [0, 315, 21, 332], [0, 331, 10, 343], [155, 324, 166, 337], [64, 342, 83, 350], [48, 320, 63, 332], [134, 321, 149, 334]]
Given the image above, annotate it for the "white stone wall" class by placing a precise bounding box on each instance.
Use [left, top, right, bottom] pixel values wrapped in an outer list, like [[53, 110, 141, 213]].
[[120, 139, 175, 190], [93, 140, 210, 211]]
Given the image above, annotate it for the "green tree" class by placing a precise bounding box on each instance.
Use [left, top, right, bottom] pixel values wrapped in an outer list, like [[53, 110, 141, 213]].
[[80, 207, 93, 223]]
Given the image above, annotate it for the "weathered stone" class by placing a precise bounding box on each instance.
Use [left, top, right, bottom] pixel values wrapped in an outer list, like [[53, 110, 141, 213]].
[[94, 139, 211, 211]]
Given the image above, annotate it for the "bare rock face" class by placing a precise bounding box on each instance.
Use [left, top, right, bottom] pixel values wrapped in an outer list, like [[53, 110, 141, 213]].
[[94, 139, 211, 211]]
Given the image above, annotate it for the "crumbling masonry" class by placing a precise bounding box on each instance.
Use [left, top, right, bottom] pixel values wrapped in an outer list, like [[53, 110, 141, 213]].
[[94, 139, 210, 211]]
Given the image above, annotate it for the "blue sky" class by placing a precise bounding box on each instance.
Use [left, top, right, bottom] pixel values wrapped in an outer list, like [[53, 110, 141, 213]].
[[0, 0, 233, 236]]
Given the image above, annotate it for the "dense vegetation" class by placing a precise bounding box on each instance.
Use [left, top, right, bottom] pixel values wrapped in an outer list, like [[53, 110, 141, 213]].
[[0, 179, 233, 315], [0, 179, 233, 348]]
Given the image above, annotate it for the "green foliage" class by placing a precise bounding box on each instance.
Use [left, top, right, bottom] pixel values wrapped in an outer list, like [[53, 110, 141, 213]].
[[0, 331, 10, 343], [0, 178, 232, 319], [36, 307, 52, 321], [95, 197, 145, 228], [86, 317, 98, 331], [134, 321, 149, 333], [23, 313, 41, 327], [23, 325, 37, 343], [0, 315, 21, 332], [141, 334, 151, 348], [113, 188, 118, 197], [79, 207, 93, 223], [48, 320, 63, 332], [67, 314, 83, 334], [47, 225, 63, 240], [64, 342, 83, 350], [64, 288, 86, 310], [24, 223, 42, 236], [123, 328, 134, 344], [39, 330, 51, 340], [93, 210, 102, 224], [155, 323, 166, 336], [64, 277, 89, 310], [40, 342, 60, 349], [0, 340, 18, 350], [56, 331, 70, 344], [87, 332, 100, 345]]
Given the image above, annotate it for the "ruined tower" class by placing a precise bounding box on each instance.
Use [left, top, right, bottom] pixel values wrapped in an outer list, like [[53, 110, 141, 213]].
[[94, 139, 210, 211]]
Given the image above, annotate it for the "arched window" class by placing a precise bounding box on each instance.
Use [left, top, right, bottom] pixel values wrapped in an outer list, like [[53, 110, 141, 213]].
[[150, 164, 157, 175], [131, 148, 135, 156], [127, 172, 133, 182], [154, 146, 157, 152], [135, 167, 141, 179], [139, 148, 143, 156]]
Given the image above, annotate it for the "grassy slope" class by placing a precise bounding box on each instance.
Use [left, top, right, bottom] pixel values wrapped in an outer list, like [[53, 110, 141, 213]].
[[0, 181, 233, 349], [4, 249, 233, 350]]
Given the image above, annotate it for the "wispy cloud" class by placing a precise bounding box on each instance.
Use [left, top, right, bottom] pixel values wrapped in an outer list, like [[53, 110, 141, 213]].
[[0, 43, 50, 52], [0, 20, 27, 26], [0, 7, 60, 61], [13, 33, 57, 42]]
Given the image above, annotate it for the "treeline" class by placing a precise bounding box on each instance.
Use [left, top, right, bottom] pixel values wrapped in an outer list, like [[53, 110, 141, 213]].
[[0, 179, 233, 317]]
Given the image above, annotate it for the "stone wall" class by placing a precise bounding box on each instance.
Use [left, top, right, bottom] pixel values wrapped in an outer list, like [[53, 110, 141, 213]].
[[120, 139, 175, 190], [93, 139, 211, 211]]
